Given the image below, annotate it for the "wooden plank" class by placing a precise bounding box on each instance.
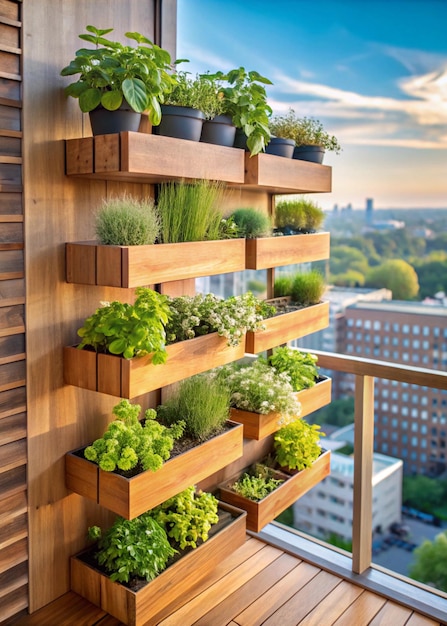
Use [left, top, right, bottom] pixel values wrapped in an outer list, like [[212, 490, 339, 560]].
[[0, 50, 20, 76], [0, 191, 22, 214], [0, 333, 25, 363], [331, 590, 386, 625], [65, 137, 93, 175], [0, 412, 26, 445], [0, 1, 20, 21], [236, 560, 320, 625], [0, 536, 27, 574], [0, 360, 25, 391], [0, 510, 27, 549], [368, 601, 413, 625], [406, 613, 445, 626], [12, 591, 107, 626], [246, 232, 330, 270], [0, 561, 27, 599], [297, 579, 364, 626], [0, 249, 23, 279], [0, 489, 27, 523], [0, 304, 24, 335], [0, 465, 26, 502], [0, 135, 21, 157], [0, 386, 25, 418], [0, 22, 20, 48], [0, 77, 21, 100], [0, 438, 26, 473], [0, 162, 21, 184]]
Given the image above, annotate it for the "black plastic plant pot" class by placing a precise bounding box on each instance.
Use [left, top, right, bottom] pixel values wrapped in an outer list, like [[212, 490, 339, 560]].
[[154, 105, 205, 141], [89, 103, 142, 136], [265, 137, 295, 158], [293, 145, 325, 164], [201, 115, 236, 147]]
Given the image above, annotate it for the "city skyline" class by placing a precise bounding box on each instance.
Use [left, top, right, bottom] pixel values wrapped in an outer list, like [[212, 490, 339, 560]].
[[176, 0, 447, 211]]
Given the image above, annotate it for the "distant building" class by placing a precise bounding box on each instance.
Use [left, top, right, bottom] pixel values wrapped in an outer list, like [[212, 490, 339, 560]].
[[293, 446, 403, 542], [363, 219, 405, 232], [366, 198, 373, 225], [343, 300, 447, 476]]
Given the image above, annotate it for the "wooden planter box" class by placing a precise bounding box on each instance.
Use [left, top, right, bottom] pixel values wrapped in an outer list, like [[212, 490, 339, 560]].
[[246, 232, 330, 270], [66, 421, 243, 519], [64, 332, 246, 398], [243, 152, 331, 194], [229, 376, 332, 440], [245, 300, 329, 354], [219, 449, 331, 532], [65, 238, 246, 288], [65, 132, 245, 184], [70, 502, 247, 626]]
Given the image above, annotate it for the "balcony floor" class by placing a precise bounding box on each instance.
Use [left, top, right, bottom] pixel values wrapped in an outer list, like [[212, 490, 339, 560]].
[[14, 535, 445, 626]]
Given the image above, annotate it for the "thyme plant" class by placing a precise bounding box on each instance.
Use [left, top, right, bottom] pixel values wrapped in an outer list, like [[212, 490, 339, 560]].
[[95, 194, 160, 245]]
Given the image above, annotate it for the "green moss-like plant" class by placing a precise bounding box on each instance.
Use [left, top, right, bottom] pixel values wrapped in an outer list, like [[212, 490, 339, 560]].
[[266, 347, 319, 392], [274, 419, 324, 471], [83, 399, 185, 473], [95, 194, 160, 245], [157, 374, 230, 442], [275, 198, 325, 234], [273, 275, 293, 298], [230, 207, 272, 238], [291, 270, 326, 306], [157, 179, 225, 243]]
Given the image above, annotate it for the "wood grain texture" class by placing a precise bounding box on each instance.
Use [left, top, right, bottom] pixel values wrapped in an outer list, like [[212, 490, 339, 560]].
[[246, 231, 330, 270]]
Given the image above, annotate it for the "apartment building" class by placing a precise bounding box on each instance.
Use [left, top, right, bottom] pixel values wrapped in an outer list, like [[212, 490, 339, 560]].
[[344, 301, 447, 476], [293, 448, 403, 543]]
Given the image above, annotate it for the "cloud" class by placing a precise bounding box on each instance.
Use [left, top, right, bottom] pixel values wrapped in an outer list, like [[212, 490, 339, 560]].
[[271, 65, 447, 148]]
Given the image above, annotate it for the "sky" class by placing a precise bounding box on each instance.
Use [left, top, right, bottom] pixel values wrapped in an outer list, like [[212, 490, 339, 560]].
[[176, 0, 447, 210]]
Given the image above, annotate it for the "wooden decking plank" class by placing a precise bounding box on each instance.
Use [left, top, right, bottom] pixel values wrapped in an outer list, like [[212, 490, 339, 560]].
[[261, 570, 342, 626], [332, 590, 388, 626], [14, 591, 108, 625], [368, 600, 413, 625], [235, 560, 321, 626], [405, 613, 445, 626], [157, 543, 285, 626], [296, 578, 364, 625], [192, 552, 300, 626]]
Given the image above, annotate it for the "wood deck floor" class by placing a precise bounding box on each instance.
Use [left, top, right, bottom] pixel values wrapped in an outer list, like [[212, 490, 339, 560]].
[[13, 537, 445, 626]]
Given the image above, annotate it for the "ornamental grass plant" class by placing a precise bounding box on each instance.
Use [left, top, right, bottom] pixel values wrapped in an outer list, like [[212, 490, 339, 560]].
[[229, 207, 272, 238], [273, 270, 325, 306], [157, 179, 225, 243], [95, 194, 160, 245], [275, 198, 325, 234]]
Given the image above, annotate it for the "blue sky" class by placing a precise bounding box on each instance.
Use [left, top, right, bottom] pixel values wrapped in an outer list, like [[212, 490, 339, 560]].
[[176, 0, 447, 210]]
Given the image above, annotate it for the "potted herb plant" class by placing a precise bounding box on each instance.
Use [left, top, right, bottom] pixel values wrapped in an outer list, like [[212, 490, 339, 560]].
[[198, 72, 236, 147], [63, 288, 268, 397], [66, 181, 247, 288], [268, 109, 341, 163], [205, 67, 273, 156], [60, 25, 178, 135], [219, 419, 330, 532], [65, 391, 243, 519], [275, 198, 325, 235], [214, 359, 302, 439], [70, 487, 246, 625]]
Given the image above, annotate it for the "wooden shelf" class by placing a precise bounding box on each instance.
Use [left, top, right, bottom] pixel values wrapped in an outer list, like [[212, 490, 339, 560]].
[[64, 132, 332, 194], [230, 376, 332, 440], [246, 232, 330, 270], [71, 502, 247, 626], [65, 421, 243, 519], [66, 238, 246, 288], [219, 448, 331, 532], [244, 152, 331, 194], [246, 301, 329, 354], [65, 132, 245, 184], [63, 333, 246, 398]]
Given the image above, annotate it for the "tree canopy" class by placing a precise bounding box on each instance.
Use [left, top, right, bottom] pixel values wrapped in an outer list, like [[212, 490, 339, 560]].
[[365, 259, 419, 300], [409, 531, 447, 592]]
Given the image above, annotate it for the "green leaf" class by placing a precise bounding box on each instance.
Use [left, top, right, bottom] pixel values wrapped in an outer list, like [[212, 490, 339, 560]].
[[122, 77, 148, 113], [108, 338, 128, 356], [78, 88, 102, 112], [148, 96, 162, 125], [101, 90, 123, 110], [64, 82, 88, 98]]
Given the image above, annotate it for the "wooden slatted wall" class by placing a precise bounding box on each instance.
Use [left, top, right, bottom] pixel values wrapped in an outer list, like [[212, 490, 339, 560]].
[[0, 0, 27, 623]]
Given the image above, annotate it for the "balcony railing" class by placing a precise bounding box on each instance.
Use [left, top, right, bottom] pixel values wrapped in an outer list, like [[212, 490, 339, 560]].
[[262, 350, 447, 622]]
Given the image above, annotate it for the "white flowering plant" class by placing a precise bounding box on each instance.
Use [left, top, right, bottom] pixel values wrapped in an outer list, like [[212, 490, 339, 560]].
[[165, 292, 275, 348], [214, 360, 301, 425]]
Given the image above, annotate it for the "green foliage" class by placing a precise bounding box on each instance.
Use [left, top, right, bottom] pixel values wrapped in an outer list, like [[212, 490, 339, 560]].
[[157, 374, 230, 441], [330, 245, 370, 276], [409, 530, 447, 592], [275, 198, 325, 234], [84, 399, 184, 472], [150, 486, 219, 549], [231, 465, 284, 501], [77, 287, 170, 362], [164, 291, 272, 347], [165, 71, 225, 119], [60, 25, 177, 124], [325, 533, 352, 552], [95, 194, 160, 245], [330, 270, 366, 288], [310, 397, 355, 428], [403, 475, 445, 514], [274, 419, 324, 471], [273, 275, 293, 298], [275, 506, 294, 526], [206, 67, 273, 156], [269, 109, 341, 152], [414, 259, 447, 299], [291, 270, 326, 306], [230, 207, 272, 238], [218, 215, 242, 240], [91, 513, 175, 583], [266, 347, 319, 391], [215, 359, 301, 424], [365, 259, 419, 300], [157, 179, 225, 243]]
